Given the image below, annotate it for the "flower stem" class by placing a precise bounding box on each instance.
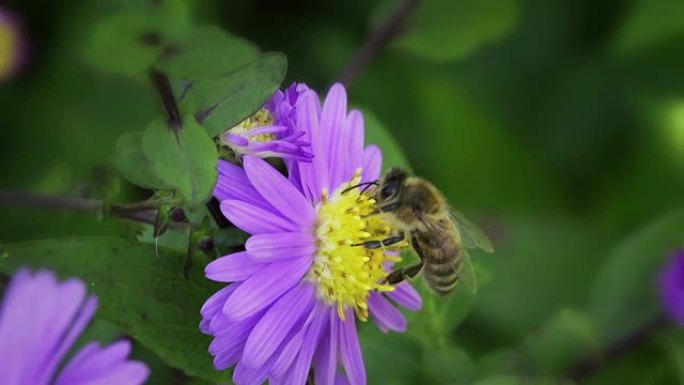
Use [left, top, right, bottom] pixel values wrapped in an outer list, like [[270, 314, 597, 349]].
[[0, 190, 189, 230], [337, 0, 421, 87], [566, 314, 670, 381]]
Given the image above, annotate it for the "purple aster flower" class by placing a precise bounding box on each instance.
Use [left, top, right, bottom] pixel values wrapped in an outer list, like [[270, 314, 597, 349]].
[[220, 82, 314, 162], [0, 7, 28, 80], [0, 269, 149, 385], [659, 250, 684, 325], [204, 83, 422, 385]]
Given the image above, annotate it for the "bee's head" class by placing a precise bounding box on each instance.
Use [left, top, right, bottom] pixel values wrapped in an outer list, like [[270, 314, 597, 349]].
[[376, 167, 408, 205]]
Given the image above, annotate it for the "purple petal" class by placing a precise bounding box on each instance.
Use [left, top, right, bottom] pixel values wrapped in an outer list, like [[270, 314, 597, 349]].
[[314, 309, 338, 385], [0, 270, 98, 385], [243, 155, 316, 228], [223, 257, 312, 320], [205, 251, 268, 283], [335, 372, 351, 385], [215, 160, 272, 209], [347, 110, 365, 166], [368, 292, 407, 332], [221, 200, 296, 235], [233, 359, 270, 385], [242, 284, 315, 368], [246, 232, 317, 262], [386, 282, 423, 311], [295, 91, 328, 201], [321, 84, 349, 188], [361, 145, 382, 183], [286, 305, 328, 385], [339, 309, 366, 385], [209, 314, 262, 370], [54, 340, 149, 385], [201, 285, 237, 320]]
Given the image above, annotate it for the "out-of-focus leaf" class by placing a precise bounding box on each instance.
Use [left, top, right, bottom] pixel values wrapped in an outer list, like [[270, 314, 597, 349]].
[[392, 0, 518, 62], [472, 218, 606, 340], [473, 375, 521, 385], [142, 117, 218, 208], [422, 343, 474, 384], [613, 0, 684, 55], [111, 131, 170, 189], [518, 308, 598, 374], [360, 325, 423, 385], [186, 53, 287, 137], [363, 108, 411, 170], [0, 237, 230, 382], [83, 12, 163, 76], [589, 209, 684, 343], [160, 26, 259, 79]]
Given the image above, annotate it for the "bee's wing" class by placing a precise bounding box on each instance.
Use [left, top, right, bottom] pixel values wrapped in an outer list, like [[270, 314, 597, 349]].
[[459, 249, 478, 294], [450, 209, 494, 253]]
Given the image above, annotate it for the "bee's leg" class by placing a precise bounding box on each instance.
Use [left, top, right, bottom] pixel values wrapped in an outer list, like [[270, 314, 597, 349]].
[[386, 261, 424, 284], [356, 231, 405, 249], [386, 233, 426, 285]]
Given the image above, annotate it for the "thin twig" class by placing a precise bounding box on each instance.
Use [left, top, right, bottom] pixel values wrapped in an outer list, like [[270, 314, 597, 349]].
[[566, 315, 670, 381], [0, 190, 188, 230], [337, 0, 421, 87]]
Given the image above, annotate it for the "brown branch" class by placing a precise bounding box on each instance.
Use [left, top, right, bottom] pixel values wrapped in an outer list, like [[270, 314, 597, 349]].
[[0, 190, 188, 230], [149, 68, 182, 133], [337, 0, 421, 87], [566, 315, 670, 382]]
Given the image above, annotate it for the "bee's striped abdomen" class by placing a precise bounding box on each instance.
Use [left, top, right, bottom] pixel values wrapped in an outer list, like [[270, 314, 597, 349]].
[[420, 237, 462, 296]]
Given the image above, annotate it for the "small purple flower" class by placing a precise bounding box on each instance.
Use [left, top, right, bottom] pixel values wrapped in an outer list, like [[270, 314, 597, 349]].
[[205, 83, 422, 385], [659, 250, 684, 324], [0, 269, 149, 385], [0, 7, 28, 80], [221, 83, 314, 162]]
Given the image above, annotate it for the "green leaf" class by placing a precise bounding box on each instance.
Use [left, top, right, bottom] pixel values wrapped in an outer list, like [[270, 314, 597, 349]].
[[111, 131, 170, 189], [0, 237, 230, 382], [82, 12, 163, 76], [613, 0, 684, 55], [186, 52, 288, 137], [360, 325, 424, 385], [590, 209, 684, 343], [473, 375, 522, 385], [142, 116, 218, 208], [517, 308, 598, 374], [392, 0, 519, 62], [363, 109, 411, 170], [159, 25, 260, 79]]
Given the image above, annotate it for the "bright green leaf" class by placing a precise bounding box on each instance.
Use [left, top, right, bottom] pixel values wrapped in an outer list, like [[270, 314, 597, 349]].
[[142, 116, 218, 208], [0, 237, 230, 382], [393, 0, 519, 62], [111, 131, 170, 189], [159, 25, 260, 80], [590, 209, 684, 344], [187, 52, 287, 136]]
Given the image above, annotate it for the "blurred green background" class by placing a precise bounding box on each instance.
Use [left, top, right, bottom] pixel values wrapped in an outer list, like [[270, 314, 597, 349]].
[[2, 0, 684, 384]]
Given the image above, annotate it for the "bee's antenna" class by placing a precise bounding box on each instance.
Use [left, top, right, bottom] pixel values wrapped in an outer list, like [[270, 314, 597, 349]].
[[341, 181, 378, 195]]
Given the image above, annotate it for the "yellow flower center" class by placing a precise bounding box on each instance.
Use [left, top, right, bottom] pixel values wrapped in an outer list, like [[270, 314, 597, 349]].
[[308, 169, 407, 321], [229, 108, 276, 142]]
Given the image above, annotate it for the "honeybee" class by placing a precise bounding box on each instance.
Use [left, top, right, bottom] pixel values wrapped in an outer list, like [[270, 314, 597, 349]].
[[360, 168, 494, 295]]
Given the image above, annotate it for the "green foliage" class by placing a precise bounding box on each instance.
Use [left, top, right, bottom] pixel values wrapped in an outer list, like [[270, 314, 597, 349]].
[[186, 52, 288, 136], [613, 0, 684, 54], [392, 0, 519, 62], [111, 132, 170, 190], [590, 209, 684, 344], [142, 117, 218, 208], [159, 25, 260, 79], [0, 237, 231, 382], [363, 108, 411, 170]]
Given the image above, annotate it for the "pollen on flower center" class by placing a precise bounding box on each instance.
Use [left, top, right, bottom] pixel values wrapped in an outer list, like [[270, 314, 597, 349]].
[[228, 108, 276, 142], [308, 169, 406, 321]]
